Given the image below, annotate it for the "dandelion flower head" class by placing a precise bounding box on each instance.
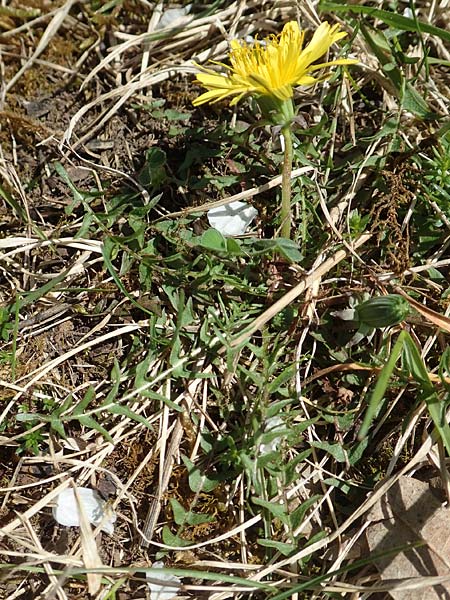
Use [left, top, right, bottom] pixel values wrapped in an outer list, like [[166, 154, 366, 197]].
[[193, 20, 356, 106]]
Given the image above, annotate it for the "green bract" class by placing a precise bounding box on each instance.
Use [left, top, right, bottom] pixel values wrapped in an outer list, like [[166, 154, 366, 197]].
[[355, 294, 411, 328]]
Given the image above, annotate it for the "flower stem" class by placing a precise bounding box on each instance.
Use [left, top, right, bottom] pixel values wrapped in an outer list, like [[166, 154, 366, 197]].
[[280, 124, 293, 239]]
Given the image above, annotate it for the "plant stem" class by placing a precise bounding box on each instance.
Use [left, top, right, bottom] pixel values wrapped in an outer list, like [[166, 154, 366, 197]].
[[280, 124, 293, 238]]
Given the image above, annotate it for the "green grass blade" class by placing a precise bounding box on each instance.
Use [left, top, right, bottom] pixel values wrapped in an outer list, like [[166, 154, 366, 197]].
[[358, 331, 406, 440], [402, 334, 450, 455], [320, 2, 450, 43]]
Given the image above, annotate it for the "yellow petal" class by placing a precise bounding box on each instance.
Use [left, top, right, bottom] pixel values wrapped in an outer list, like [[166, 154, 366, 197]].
[[308, 58, 358, 72], [192, 20, 356, 107]]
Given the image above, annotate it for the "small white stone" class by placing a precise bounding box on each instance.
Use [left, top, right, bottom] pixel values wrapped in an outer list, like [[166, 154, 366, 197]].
[[146, 562, 181, 600], [52, 487, 116, 535], [207, 201, 258, 236]]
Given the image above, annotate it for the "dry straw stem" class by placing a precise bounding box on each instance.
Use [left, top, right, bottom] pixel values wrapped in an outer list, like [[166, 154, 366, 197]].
[[394, 286, 450, 334], [140, 366, 209, 545], [60, 0, 292, 148], [243, 411, 450, 587], [3, 0, 76, 96], [73, 486, 103, 595], [230, 233, 372, 348], [162, 166, 315, 218]]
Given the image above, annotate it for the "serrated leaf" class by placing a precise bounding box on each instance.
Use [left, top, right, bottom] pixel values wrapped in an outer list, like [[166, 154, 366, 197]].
[[108, 403, 155, 430], [161, 526, 193, 547], [50, 416, 66, 439], [402, 83, 434, 118], [182, 456, 220, 493], [252, 497, 288, 521], [76, 415, 113, 443], [200, 228, 227, 251], [257, 539, 294, 556], [311, 441, 347, 462]]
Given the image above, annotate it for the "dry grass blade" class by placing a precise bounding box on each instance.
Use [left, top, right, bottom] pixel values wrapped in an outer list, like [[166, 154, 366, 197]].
[[394, 286, 450, 334], [4, 0, 76, 94], [230, 233, 372, 347], [72, 486, 103, 596]]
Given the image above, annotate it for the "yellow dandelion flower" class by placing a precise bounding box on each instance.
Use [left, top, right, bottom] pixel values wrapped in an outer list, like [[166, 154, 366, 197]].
[[193, 21, 357, 107]]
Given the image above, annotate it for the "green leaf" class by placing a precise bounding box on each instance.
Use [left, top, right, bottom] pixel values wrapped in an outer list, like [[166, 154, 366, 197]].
[[257, 539, 294, 556], [285, 449, 313, 485], [402, 83, 434, 119], [50, 416, 66, 439], [102, 237, 154, 317], [274, 238, 303, 262], [291, 496, 321, 531], [348, 437, 369, 465], [182, 456, 220, 493], [170, 498, 188, 525], [54, 162, 102, 214], [51, 395, 74, 419], [105, 360, 121, 404], [251, 497, 288, 521], [185, 511, 215, 526], [16, 412, 47, 423], [439, 349, 450, 393], [54, 161, 86, 208], [322, 477, 352, 494], [319, 2, 450, 44], [402, 334, 450, 455], [266, 400, 295, 418], [72, 387, 96, 416], [358, 331, 406, 440], [76, 415, 113, 443], [200, 228, 227, 252], [311, 441, 347, 462], [358, 24, 402, 93], [161, 526, 193, 547], [163, 109, 190, 121], [226, 237, 244, 255], [0, 182, 27, 221], [170, 498, 214, 527], [138, 147, 167, 189], [268, 364, 297, 393], [16, 269, 74, 310], [107, 403, 155, 430]]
